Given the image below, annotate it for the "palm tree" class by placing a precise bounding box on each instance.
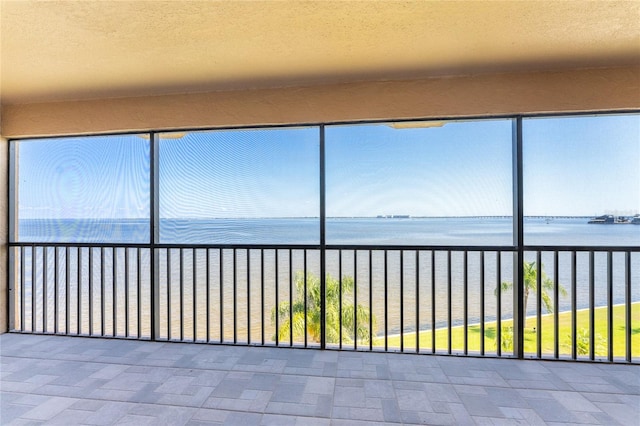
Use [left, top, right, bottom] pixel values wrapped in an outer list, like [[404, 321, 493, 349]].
[[272, 272, 376, 344], [496, 261, 567, 320]]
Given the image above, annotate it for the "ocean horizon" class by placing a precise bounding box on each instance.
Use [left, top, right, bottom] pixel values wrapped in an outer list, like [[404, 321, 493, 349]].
[[17, 216, 640, 246]]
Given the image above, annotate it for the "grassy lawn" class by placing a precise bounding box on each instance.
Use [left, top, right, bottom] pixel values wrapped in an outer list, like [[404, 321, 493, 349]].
[[383, 302, 639, 358]]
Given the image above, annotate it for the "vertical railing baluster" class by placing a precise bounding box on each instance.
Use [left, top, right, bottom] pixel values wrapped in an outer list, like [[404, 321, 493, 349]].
[[496, 251, 502, 357], [400, 250, 404, 352], [353, 250, 358, 350], [179, 248, 184, 341], [7, 247, 14, 331], [113, 247, 117, 337], [219, 248, 223, 343], [447, 250, 452, 355], [125, 247, 130, 338], [625, 251, 631, 362], [192, 248, 196, 341], [66, 247, 71, 334], [32, 246, 36, 333], [247, 249, 251, 345], [77, 247, 81, 335], [463, 251, 468, 355], [554, 250, 559, 359], [571, 251, 577, 360], [289, 249, 293, 346], [536, 251, 542, 358], [607, 251, 613, 362], [20, 247, 25, 332], [167, 249, 172, 340], [275, 249, 279, 346], [151, 247, 159, 341], [369, 250, 373, 351], [101, 248, 105, 337], [89, 247, 93, 336], [431, 250, 436, 354], [233, 248, 237, 345], [54, 247, 59, 334], [589, 250, 595, 360], [180, 248, 185, 341], [9, 248, 15, 332], [384, 249, 388, 351], [138, 248, 142, 339], [261, 249, 265, 346], [20, 246, 25, 332], [206, 249, 210, 343], [415, 250, 420, 354], [480, 251, 485, 356], [43, 247, 47, 333], [338, 250, 342, 349], [303, 250, 307, 348], [178, 247, 184, 341]]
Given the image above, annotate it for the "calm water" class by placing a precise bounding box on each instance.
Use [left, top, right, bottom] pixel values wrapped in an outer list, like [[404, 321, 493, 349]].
[[19, 216, 640, 246], [15, 217, 640, 340]]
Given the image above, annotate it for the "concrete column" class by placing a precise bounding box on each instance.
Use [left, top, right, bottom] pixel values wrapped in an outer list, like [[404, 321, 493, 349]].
[[0, 136, 8, 333]]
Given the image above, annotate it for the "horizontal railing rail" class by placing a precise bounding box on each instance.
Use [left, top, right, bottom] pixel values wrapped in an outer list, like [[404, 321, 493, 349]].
[[8, 242, 638, 363], [9, 242, 640, 251]]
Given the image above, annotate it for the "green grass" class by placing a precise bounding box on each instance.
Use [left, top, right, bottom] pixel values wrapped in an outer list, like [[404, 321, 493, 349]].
[[383, 302, 640, 358]]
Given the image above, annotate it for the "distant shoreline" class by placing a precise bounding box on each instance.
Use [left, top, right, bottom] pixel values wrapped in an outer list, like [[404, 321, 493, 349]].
[[19, 216, 606, 221]]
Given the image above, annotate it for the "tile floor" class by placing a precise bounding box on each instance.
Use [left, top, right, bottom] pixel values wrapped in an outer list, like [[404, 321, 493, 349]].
[[1, 333, 638, 425]]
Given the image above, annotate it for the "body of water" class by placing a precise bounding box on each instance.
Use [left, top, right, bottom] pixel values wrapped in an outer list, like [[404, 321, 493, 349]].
[[15, 217, 640, 342], [18, 216, 640, 246]]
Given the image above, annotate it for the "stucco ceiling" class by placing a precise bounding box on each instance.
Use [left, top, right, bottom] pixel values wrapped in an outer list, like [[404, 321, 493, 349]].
[[1, 0, 639, 105]]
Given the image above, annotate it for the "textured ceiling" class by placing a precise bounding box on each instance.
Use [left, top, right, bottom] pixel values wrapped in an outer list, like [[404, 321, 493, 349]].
[[1, 0, 639, 104]]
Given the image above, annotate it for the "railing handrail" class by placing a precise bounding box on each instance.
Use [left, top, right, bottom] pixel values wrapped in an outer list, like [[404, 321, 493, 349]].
[[9, 241, 640, 253]]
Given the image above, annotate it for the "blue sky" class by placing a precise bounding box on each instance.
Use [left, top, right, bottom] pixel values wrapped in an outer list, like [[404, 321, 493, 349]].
[[18, 134, 150, 220], [159, 127, 319, 219], [523, 115, 639, 216], [326, 120, 513, 217], [17, 114, 640, 221]]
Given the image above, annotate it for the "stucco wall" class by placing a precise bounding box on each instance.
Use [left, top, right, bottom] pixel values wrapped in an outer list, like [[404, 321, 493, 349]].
[[2, 66, 639, 138]]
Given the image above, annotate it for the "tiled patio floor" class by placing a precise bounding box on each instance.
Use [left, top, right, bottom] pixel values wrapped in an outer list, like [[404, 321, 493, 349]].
[[0, 334, 638, 425]]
